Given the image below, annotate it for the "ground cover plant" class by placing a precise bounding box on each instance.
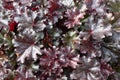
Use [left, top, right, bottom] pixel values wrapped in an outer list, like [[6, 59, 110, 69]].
[[0, 0, 120, 80]]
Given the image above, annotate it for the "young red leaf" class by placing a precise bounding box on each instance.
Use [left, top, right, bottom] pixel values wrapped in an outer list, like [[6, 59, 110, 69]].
[[9, 21, 18, 31]]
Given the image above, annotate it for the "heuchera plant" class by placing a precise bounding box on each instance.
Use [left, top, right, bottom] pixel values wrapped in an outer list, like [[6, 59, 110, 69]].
[[0, 0, 120, 80]]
